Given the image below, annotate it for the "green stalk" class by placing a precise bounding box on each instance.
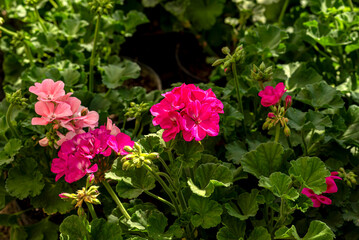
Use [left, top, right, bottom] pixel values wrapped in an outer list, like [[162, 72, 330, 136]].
[[85, 202, 97, 220], [89, 13, 101, 93], [159, 157, 172, 175], [0, 26, 16, 36], [122, 117, 127, 131], [301, 130, 308, 156], [24, 41, 34, 67], [278, 0, 289, 26], [348, 0, 354, 11], [144, 190, 175, 210], [231, 62, 244, 114], [132, 117, 141, 139], [102, 180, 131, 220], [6, 103, 19, 138], [34, 5, 47, 33], [143, 164, 181, 216], [274, 124, 280, 142], [49, 0, 58, 8]]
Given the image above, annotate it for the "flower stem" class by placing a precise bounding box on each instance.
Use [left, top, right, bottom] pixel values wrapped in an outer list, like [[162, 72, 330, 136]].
[[274, 124, 280, 142], [102, 180, 131, 220], [143, 164, 181, 216], [144, 190, 175, 210], [278, 0, 289, 26], [158, 157, 172, 175], [348, 0, 354, 11], [49, 0, 58, 8], [85, 202, 97, 220], [6, 103, 19, 138], [132, 117, 141, 139], [89, 13, 101, 93], [34, 5, 47, 33], [0, 26, 16, 36], [231, 62, 244, 114], [24, 41, 34, 67]]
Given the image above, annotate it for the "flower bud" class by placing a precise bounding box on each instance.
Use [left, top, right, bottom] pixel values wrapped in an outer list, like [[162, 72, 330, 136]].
[[122, 161, 131, 170], [268, 112, 275, 119], [212, 59, 224, 67], [59, 193, 73, 199], [86, 174, 95, 187], [123, 145, 133, 153], [285, 95, 292, 109], [77, 207, 85, 217], [134, 142, 141, 152], [284, 125, 291, 137], [221, 47, 230, 55], [147, 153, 159, 160], [91, 199, 101, 205]]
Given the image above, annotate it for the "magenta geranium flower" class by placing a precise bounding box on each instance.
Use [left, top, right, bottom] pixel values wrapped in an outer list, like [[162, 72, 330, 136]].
[[150, 83, 223, 142], [107, 133, 135, 155], [258, 82, 287, 107], [301, 171, 342, 208]]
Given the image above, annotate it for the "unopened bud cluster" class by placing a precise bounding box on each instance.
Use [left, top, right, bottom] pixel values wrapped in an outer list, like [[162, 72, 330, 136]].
[[6, 90, 27, 107], [339, 168, 357, 187], [125, 102, 150, 119], [251, 62, 273, 84], [121, 142, 159, 170], [212, 45, 245, 72], [263, 97, 292, 137], [89, 0, 113, 15], [59, 174, 100, 216]]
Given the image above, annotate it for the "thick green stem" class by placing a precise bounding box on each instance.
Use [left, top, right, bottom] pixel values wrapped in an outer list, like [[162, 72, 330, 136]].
[[122, 117, 127, 131], [89, 14, 101, 93], [24, 41, 34, 67], [6, 104, 19, 138], [132, 117, 141, 139], [348, 0, 354, 11], [144, 164, 181, 216], [301, 130, 308, 156], [102, 181, 131, 220], [274, 124, 280, 142], [34, 5, 47, 33], [0, 26, 16, 36], [49, 0, 58, 8], [85, 202, 97, 220], [159, 157, 172, 175], [278, 0, 289, 26], [144, 190, 175, 210]]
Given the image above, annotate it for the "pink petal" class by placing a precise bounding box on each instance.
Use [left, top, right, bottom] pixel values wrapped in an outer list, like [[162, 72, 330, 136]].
[[35, 101, 54, 117], [32, 117, 50, 125]]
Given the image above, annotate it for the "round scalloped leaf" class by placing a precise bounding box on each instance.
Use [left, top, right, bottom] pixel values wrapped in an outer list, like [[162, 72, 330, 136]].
[[189, 195, 222, 229]]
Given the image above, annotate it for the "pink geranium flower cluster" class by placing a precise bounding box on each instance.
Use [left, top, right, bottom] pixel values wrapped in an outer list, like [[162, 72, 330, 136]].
[[258, 82, 287, 107], [150, 83, 223, 142], [52, 119, 134, 183], [302, 172, 342, 208], [29, 79, 99, 146]]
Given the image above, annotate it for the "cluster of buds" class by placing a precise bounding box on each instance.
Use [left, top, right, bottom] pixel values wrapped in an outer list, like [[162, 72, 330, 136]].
[[24, 0, 39, 5], [263, 96, 292, 136], [121, 142, 159, 170], [212, 45, 245, 72], [339, 168, 357, 187], [251, 62, 273, 88], [59, 175, 100, 216], [89, 0, 113, 15], [125, 102, 150, 119], [6, 90, 27, 107]]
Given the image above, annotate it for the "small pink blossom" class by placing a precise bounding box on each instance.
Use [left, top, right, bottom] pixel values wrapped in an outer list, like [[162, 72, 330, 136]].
[[285, 95, 292, 109], [324, 172, 342, 194], [268, 112, 275, 119], [258, 82, 287, 107], [107, 132, 134, 155], [32, 101, 73, 125], [39, 137, 49, 147], [29, 79, 68, 102], [301, 188, 332, 208]]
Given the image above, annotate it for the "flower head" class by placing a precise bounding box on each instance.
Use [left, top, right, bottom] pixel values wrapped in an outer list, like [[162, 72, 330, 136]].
[[258, 82, 287, 107]]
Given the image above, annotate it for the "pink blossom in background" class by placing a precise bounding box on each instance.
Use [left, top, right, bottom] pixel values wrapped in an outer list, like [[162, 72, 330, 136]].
[[150, 83, 223, 142], [301, 171, 342, 208], [29, 79, 68, 102], [107, 132, 135, 155], [258, 82, 287, 107], [324, 172, 342, 194], [301, 188, 332, 208], [32, 101, 73, 125]]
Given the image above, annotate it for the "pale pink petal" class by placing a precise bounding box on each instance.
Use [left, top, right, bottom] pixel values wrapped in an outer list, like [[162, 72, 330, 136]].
[[35, 101, 54, 117], [32, 117, 50, 125]]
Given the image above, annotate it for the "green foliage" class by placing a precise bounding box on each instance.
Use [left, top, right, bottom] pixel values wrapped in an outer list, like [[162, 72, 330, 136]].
[[275, 220, 334, 240], [225, 189, 259, 220], [259, 172, 299, 201], [0, 138, 22, 167]]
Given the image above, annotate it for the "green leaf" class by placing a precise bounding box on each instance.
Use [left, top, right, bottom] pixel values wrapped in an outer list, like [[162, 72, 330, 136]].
[[186, 0, 226, 31], [275, 225, 300, 239], [122, 10, 149, 35], [138, 132, 165, 154], [5, 158, 44, 199], [142, 0, 162, 7], [289, 157, 330, 194], [287, 109, 332, 131], [225, 189, 259, 220], [216, 215, 245, 240], [287, 64, 322, 89], [60, 18, 89, 38], [304, 20, 345, 47], [164, 0, 190, 20], [259, 172, 299, 201], [90, 218, 122, 240], [303, 220, 334, 240], [100, 60, 140, 89], [105, 159, 155, 198], [248, 227, 271, 240], [188, 163, 233, 197], [341, 105, 359, 145], [59, 215, 90, 240], [0, 138, 22, 167], [30, 182, 73, 215], [296, 81, 344, 109], [89, 95, 111, 112], [225, 140, 247, 165], [10, 227, 28, 240], [175, 139, 204, 167], [189, 195, 223, 229], [343, 202, 359, 227], [25, 218, 58, 240], [241, 142, 284, 178]]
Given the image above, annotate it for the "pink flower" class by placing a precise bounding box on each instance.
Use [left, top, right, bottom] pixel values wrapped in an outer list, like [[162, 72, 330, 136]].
[[268, 112, 275, 118], [301, 188, 332, 208], [107, 132, 134, 155], [285, 95, 292, 109], [32, 102, 73, 125], [160, 111, 182, 142], [258, 82, 287, 107], [106, 118, 121, 136], [324, 172, 342, 194], [39, 137, 49, 147], [182, 100, 220, 141], [29, 79, 69, 102]]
